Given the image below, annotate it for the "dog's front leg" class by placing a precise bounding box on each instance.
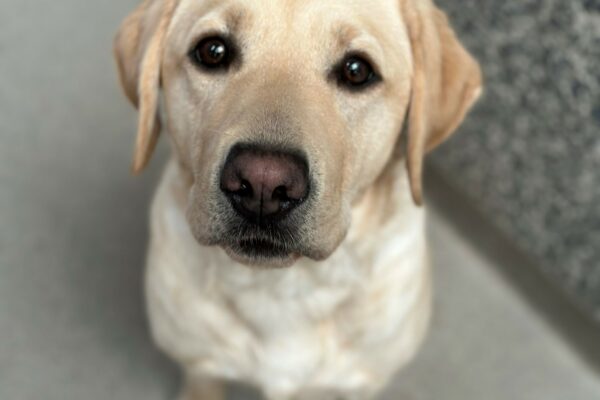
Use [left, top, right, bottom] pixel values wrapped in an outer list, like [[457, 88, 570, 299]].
[[178, 373, 226, 400]]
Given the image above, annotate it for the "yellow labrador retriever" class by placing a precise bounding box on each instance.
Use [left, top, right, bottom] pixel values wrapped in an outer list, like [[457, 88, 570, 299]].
[[114, 0, 481, 398]]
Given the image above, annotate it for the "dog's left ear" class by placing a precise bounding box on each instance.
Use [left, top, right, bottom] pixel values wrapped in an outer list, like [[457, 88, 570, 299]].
[[113, 0, 179, 174], [401, 0, 483, 205]]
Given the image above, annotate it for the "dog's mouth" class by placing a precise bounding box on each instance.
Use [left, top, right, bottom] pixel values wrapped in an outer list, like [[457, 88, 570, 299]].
[[219, 221, 304, 267], [237, 237, 290, 258], [225, 237, 300, 267]]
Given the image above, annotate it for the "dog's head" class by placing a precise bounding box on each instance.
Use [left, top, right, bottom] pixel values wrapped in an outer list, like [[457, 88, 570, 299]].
[[114, 0, 481, 267]]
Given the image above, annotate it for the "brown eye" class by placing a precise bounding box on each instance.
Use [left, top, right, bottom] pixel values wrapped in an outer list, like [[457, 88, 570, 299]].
[[339, 56, 377, 88], [192, 37, 231, 69]]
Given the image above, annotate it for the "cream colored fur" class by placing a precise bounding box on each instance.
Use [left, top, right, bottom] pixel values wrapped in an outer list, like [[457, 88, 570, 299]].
[[113, 0, 481, 398], [148, 160, 429, 400]]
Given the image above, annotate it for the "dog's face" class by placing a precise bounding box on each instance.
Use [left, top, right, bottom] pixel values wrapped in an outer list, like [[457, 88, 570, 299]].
[[164, 0, 414, 266], [115, 0, 482, 267]]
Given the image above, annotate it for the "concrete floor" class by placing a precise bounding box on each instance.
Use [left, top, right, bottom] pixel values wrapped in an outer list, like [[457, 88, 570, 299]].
[[1, 1, 599, 399]]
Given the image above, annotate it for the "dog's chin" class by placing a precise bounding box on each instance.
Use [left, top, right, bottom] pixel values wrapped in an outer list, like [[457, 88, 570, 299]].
[[223, 241, 301, 269], [189, 221, 307, 268]]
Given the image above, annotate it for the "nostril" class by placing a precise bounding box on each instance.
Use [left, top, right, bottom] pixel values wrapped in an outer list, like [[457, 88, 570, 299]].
[[239, 180, 253, 198], [272, 185, 289, 201]]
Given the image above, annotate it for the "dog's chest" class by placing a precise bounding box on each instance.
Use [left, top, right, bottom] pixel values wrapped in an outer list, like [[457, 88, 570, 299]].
[[145, 168, 430, 394], [148, 249, 427, 394]]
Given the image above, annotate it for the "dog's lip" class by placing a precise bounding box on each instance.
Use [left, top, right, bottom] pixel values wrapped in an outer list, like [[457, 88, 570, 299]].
[[235, 237, 290, 257], [224, 238, 301, 268]]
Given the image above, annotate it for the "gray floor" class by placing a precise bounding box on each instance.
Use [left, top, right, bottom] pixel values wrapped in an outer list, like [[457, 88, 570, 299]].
[[1, 1, 600, 399]]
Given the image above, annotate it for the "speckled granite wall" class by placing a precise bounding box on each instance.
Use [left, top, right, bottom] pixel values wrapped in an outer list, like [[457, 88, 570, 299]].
[[431, 1, 600, 318]]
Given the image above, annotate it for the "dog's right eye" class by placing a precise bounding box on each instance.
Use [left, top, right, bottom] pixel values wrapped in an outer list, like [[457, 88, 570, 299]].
[[333, 54, 380, 91], [190, 37, 232, 70]]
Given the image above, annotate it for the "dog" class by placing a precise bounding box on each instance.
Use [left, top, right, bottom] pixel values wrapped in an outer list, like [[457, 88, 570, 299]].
[[114, 0, 481, 398]]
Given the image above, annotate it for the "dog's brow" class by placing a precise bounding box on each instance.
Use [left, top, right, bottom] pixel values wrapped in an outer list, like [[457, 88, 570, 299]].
[[335, 23, 363, 48], [185, 2, 249, 39], [221, 5, 248, 32], [334, 22, 385, 70]]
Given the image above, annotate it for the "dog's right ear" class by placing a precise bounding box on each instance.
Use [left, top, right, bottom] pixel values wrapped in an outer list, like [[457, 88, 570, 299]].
[[400, 0, 482, 205], [113, 0, 179, 174]]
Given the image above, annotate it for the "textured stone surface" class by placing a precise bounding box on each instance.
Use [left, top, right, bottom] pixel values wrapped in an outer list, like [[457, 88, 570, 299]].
[[431, 0, 600, 318]]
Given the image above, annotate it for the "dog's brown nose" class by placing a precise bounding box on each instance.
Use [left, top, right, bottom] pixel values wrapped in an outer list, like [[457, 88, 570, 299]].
[[220, 145, 309, 222]]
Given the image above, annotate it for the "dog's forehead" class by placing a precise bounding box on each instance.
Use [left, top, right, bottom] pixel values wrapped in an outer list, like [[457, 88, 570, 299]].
[[173, 0, 406, 45], [167, 0, 412, 79]]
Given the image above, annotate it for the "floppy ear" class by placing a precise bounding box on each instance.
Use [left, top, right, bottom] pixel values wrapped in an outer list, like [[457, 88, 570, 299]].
[[401, 0, 482, 205], [113, 0, 179, 174]]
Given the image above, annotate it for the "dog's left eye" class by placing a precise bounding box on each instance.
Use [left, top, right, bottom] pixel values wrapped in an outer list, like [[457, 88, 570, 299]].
[[190, 37, 232, 70], [337, 56, 378, 88]]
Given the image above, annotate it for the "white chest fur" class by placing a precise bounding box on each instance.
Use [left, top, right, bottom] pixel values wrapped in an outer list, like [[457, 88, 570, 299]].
[[145, 161, 431, 398]]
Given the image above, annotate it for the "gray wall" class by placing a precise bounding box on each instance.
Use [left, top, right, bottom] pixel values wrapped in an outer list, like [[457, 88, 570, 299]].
[[431, 0, 600, 318]]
